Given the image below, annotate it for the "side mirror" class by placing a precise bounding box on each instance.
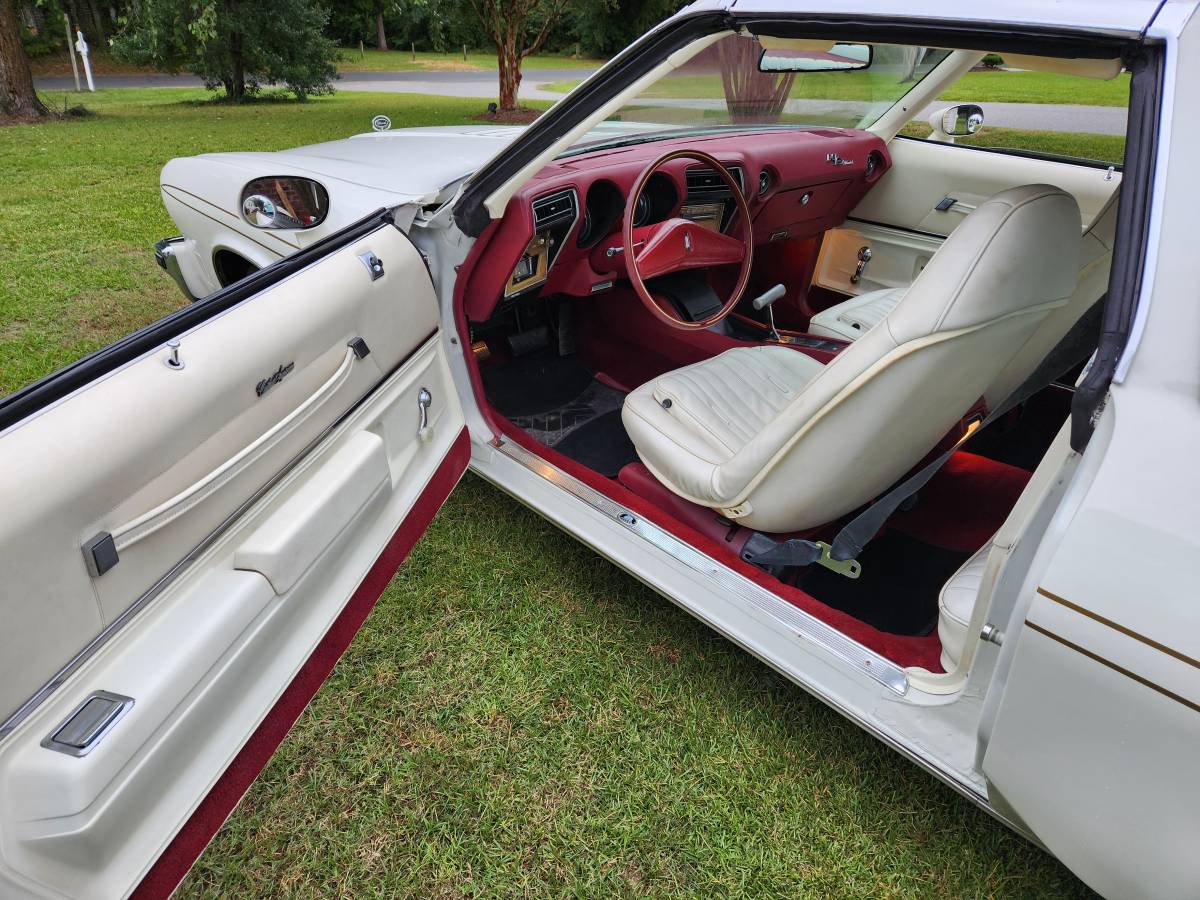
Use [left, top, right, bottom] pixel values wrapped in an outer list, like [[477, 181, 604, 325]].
[[927, 104, 984, 143]]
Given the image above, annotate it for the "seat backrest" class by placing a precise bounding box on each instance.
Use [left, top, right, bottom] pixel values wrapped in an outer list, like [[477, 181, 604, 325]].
[[982, 187, 1118, 408], [719, 185, 1083, 532]]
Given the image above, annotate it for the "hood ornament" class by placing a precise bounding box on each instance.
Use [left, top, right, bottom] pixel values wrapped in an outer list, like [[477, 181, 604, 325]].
[[371, 115, 391, 132], [684, 230, 693, 254]]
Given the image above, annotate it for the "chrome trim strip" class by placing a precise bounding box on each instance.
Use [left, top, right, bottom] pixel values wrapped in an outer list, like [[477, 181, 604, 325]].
[[0, 331, 439, 745], [495, 439, 909, 696]]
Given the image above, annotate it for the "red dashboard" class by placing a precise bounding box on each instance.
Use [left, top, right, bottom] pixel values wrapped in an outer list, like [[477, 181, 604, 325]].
[[461, 127, 889, 322]]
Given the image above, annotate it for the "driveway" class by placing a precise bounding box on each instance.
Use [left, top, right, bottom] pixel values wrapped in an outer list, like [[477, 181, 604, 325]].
[[35, 69, 1126, 135]]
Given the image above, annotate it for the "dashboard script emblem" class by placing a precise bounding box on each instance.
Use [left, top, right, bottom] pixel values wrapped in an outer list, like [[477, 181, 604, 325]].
[[684, 231, 693, 254], [256, 361, 295, 397]]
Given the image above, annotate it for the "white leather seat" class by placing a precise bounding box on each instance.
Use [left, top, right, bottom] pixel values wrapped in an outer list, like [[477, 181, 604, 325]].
[[622, 185, 1082, 533], [938, 541, 991, 671], [809, 190, 1118, 409], [809, 286, 906, 342]]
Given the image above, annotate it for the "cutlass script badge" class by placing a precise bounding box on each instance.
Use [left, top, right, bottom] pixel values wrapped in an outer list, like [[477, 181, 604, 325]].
[[256, 362, 295, 397]]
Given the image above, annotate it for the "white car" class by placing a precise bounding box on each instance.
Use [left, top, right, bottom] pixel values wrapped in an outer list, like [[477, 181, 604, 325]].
[[0, 1, 1194, 898]]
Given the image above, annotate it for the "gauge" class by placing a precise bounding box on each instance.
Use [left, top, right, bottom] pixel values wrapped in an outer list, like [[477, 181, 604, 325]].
[[633, 193, 651, 227]]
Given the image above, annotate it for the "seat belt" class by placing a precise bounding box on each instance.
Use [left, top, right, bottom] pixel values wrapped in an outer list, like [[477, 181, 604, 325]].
[[741, 299, 1105, 578]]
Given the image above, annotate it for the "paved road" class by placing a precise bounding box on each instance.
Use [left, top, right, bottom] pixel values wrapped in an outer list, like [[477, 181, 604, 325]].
[[35, 69, 1126, 134]]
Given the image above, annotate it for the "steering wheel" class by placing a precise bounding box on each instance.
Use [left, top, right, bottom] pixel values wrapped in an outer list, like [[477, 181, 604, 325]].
[[622, 148, 754, 331]]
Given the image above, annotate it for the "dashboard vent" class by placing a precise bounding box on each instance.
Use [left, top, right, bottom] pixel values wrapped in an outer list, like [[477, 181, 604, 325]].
[[532, 189, 577, 228], [685, 166, 744, 196]]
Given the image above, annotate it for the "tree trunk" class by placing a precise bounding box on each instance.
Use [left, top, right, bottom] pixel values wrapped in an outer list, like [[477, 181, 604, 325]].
[[375, 10, 386, 51], [0, 0, 49, 119], [497, 44, 520, 111], [83, 0, 105, 43], [226, 30, 245, 101], [717, 36, 793, 124]]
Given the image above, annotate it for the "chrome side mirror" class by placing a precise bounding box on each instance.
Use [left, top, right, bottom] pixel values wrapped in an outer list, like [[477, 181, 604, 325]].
[[927, 104, 984, 143]]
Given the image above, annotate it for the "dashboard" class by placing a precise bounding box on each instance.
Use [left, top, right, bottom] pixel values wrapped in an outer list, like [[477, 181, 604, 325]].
[[463, 128, 890, 322]]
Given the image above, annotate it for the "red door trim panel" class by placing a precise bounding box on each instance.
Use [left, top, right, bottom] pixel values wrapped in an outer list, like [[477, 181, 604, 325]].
[[131, 426, 471, 900]]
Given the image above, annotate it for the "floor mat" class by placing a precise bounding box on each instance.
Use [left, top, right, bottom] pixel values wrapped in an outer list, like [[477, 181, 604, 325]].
[[485, 353, 639, 477], [482, 352, 596, 418], [796, 531, 969, 636], [551, 410, 639, 477]]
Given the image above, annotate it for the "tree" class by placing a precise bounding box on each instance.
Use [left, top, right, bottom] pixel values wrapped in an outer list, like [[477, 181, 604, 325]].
[[0, 0, 49, 119], [717, 35, 794, 124], [114, 0, 339, 101], [468, 0, 567, 112]]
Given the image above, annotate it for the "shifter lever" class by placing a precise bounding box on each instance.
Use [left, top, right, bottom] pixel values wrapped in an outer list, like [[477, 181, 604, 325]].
[[751, 283, 786, 342]]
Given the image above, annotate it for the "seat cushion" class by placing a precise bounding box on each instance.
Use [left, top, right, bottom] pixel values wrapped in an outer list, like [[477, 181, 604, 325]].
[[938, 540, 992, 671], [621, 345, 825, 508], [808, 287, 906, 342]]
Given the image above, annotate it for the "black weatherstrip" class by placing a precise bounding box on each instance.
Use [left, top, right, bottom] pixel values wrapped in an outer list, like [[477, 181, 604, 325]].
[[0, 209, 395, 433], [1071, 45, 1163, 451]]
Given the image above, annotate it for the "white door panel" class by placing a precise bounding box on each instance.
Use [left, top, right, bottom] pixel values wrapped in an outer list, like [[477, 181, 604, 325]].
[[814, 138, 1120, 308], [855, 138, 1121, 235], [0, 217, 467, 898]]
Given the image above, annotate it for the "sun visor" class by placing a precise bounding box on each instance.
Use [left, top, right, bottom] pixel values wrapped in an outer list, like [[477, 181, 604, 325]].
[[758, 37, 837, 53]]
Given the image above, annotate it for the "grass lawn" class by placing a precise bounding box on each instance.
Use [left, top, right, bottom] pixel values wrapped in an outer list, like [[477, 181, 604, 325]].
[[940, 69, 1130, 107], [541, 68, 1130, 108], [900, 123, 1124, 165], [0, 89, 1092, 898]]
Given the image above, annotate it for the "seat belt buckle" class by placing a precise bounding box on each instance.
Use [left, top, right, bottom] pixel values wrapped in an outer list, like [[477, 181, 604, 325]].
[[814, 541, 861, 579]]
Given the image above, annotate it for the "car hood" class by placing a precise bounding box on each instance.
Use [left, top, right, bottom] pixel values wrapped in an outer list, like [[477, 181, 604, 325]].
[[198, 125, 525, 203], [190, 121, 663, 205]]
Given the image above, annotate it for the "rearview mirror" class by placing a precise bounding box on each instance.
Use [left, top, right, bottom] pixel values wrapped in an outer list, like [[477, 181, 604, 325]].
[[928, 104, 985, 141], [758, 43, 872, 73]]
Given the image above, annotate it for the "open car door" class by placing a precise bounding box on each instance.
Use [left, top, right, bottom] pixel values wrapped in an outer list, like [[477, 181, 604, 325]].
[[0, 211, 469, 899]]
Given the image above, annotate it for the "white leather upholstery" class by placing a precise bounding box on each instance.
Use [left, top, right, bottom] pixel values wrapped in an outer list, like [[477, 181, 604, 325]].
[[623, 185, 1082, 532], [812, 188, 1119, 409], [628, 344, 826, 466], [938, 541, 991, 671], [809, 287, 906, 341]]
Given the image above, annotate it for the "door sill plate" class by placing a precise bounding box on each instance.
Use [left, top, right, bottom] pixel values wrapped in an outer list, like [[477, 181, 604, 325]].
[[493, 438, 909, 696]]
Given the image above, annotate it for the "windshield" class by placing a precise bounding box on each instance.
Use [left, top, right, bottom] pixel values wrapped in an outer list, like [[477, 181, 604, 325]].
[[566, 34, 950, 155]]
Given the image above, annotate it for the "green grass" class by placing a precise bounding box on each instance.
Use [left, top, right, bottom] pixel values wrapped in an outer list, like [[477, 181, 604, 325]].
[[900, 123, 1125, 165], [940, 70, 1130, 107], [0, 88, 548, 393], [542, 68, 1131, 107], [337, 48, 603, 73], [0, 89, 1092, 897]]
